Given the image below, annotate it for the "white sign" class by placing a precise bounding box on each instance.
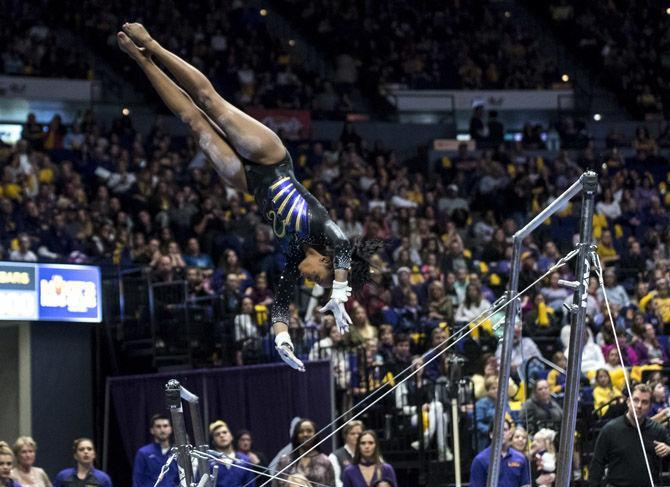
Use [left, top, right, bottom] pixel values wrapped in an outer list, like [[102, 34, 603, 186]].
[[0, 76, 95, 102], [0, 291, 38, 320], [387, 89, 574, 111]]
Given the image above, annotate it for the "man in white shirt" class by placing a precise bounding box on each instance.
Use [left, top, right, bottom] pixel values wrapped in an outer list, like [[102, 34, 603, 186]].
[[495, 324, 542, 380], [9, 234, 37, 262]]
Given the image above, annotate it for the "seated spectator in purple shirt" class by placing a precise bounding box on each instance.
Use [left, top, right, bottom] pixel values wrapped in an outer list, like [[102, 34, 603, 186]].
[[342, 431, 397, 487], [631, 321, 667, 365], [54, 438, 112, 487]]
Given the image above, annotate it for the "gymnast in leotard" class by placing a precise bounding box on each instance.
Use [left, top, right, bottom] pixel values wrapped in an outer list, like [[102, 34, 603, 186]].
[[117, 23, 378, 371]]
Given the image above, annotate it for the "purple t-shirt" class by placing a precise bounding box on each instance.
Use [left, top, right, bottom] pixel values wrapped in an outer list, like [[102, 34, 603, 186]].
[[341, 463, 397, 487]]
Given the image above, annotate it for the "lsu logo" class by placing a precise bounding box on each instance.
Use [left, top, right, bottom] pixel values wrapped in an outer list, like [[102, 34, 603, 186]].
[[267, 210, 287, 238], [40, 274, 97, 313]]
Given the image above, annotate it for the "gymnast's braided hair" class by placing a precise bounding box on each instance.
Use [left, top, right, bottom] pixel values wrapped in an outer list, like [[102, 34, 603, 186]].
[[349, 238, 385, 291]]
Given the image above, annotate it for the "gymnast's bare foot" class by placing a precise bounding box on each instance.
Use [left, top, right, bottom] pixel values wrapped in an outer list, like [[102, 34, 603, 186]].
[[122, 22, 155, 51], [117, 32, 150, 63]]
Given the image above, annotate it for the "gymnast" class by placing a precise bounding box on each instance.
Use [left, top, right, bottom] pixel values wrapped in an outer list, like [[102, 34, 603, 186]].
[[117, 23, 378, 371]]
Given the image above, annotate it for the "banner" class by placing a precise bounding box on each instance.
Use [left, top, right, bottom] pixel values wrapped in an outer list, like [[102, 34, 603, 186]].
[[0, 261, 102, 322], [246, 108, 311, 139], [387, 89, 574, 111], [0, 76, 95, 102]]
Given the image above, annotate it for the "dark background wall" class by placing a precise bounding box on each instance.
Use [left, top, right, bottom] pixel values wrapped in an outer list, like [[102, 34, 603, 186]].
[[31, 323, 94, 478], [0, 325, 19, 442]]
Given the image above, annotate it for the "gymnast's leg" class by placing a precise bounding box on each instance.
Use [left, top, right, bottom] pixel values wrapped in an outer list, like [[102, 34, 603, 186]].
[[121, 22, 286, 166], [116, 32, 248, 192]]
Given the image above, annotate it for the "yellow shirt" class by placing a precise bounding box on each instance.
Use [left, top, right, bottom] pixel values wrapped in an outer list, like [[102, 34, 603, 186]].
[[639, 291, 656, 312], [653, 296, 670, 324], [547, 369, 565, 393], [593, 385, 622, 416], [38, 167, 54, 184], [597, 243, 618, 261], [2, 183, 22, 200], [472, 374, 518, 400]]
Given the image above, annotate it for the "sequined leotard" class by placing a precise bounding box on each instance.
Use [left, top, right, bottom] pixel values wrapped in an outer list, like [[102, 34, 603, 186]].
[[244, 152, 351, 325]]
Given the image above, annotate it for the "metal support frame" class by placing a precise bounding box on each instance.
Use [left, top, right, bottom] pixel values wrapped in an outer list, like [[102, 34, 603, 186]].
[[487, 172, 597, 487], [166, 379, 193, 486], [165, 379, 217, 487], [555, 172, 597, 487]]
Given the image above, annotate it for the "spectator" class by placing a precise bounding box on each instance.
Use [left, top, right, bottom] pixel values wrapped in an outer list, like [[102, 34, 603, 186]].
[[519, 380, 563, 435], [595, 230, 620, 266], [274, 419, 335, 487], [0, 442, 20, 487], [469, 419, 531, 487], [651, 278, 670, 332], [9, 436, 50, 487], [595, 187, 621, 221], [9, 234, 37, 262], [455, 284, 491, 325], [209, 420, 256, 487], [346, 304, 377, 347], [633, 322, 667, 365], [384, 333, 412, 378], [648, 381, 670, 419], [511, 426, 529, 454], [546, 351, 567, 396], [522, 294, 561, 339], [308, 316, 342, 361], [425, 281, 453, 324], [268, 418, 301, 475], [475, 375, 505, 450], [132, 414, 178, 487], [471, 354, 519, 400], [337, 207, 363, 240], [235, 430, 266, 467], [565, 328, 605, 375], [185, 267, 212, 299], [437, 184, 469, 217], [601, 345, 627, 391], [220, 273, 243, 316], [495, 324, 542, 380], [328, 421, 363, 487], [593, 369, 624, 418], [152, 255, 175, 283], [183, 237, 214, 269], [233, 297, 261, 365], [390, 267, 414, 308], [377, 324, 394, 363], [217, 249, 253, 293], [165, 241, 186, 272], [54, 438, 112, 487], [539, 272, 572, 312], [596, 268, 629, 309], [341, 430, 397, 487], [529, 429, 557, 487], [422, 326, 451, 381], [244, 273, 274, 307], [590, 384, 670, 487]]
